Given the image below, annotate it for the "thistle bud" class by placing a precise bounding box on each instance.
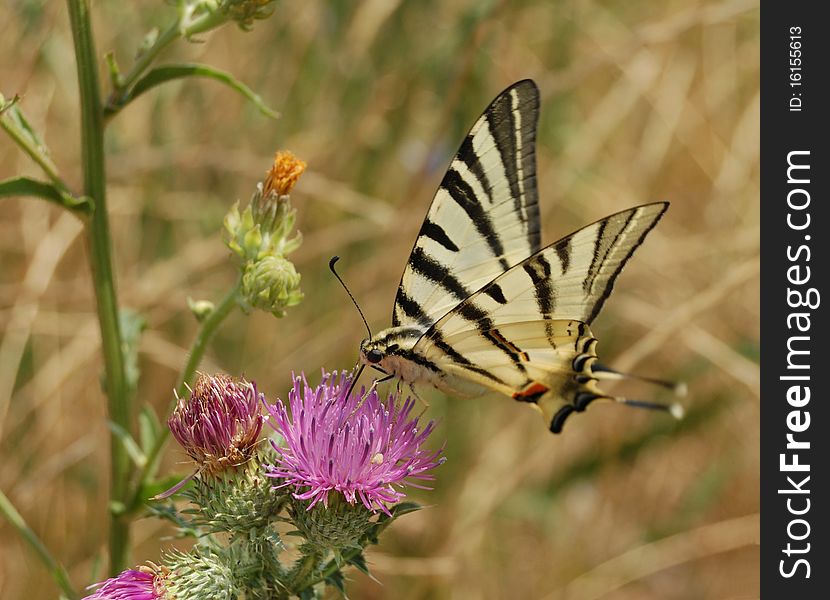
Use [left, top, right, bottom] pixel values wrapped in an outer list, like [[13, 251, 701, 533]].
[[187, 297, 215, 322], [162, 551, 235, 600], [240, 255, 303, 317], [288, 495, 375, 552]]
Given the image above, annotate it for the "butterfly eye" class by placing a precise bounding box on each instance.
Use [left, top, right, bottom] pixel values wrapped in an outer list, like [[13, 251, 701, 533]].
[[366, 349, 384, 364]]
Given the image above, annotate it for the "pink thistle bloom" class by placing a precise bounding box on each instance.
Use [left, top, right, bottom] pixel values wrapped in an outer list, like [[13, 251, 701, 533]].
[[264, 371, 445, 514], [82, 568, 165, 600], [168, 373, 265, 474]]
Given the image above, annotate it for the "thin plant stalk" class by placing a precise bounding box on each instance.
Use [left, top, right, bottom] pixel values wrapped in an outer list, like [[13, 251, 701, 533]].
[[0, 488, 78, 599], [66, 0, 132, 573], [129, 279, 242, 511]]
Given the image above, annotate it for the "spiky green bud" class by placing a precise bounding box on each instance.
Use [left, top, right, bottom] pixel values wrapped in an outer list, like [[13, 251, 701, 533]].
[[240, 255, 303, 317], [185, 452, 287, 535], [288, 495, 376, 553], [163, 549, 236, 600]]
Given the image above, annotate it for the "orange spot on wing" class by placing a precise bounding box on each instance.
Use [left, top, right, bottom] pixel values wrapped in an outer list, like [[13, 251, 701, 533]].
[[512, 382, 549, 401]]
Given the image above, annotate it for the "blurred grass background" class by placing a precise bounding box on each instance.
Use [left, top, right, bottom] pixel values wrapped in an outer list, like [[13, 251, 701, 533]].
[[1, 0, 759, 598]]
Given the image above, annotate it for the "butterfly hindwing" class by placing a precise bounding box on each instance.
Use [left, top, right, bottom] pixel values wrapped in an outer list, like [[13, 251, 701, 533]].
[[393, 80, 542, 330], [414, 319, 603, 432], [409, 203, 667, 430]]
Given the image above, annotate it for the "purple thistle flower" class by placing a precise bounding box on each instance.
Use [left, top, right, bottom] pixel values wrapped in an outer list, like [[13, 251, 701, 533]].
[[82, 568, 165, 600], [264, 370, 445, 515], [169, 373, 265, 474]]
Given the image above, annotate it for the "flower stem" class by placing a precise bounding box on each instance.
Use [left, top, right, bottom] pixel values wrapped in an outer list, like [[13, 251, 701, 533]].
[[105, 8, 230, 117], [0, 488, 78, 599], [129, 279, 241, 511], [175, 279, 241, 397], [288, 549, 324, 593], [66, 0, 132, 573]]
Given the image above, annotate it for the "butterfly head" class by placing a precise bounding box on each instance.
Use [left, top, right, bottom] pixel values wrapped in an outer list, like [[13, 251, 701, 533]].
[[359, 337, 389, 373], [358, 327, 426, 382]]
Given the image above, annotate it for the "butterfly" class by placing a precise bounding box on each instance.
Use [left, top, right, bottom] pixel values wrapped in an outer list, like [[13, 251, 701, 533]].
[[354, 79, 682, 434]]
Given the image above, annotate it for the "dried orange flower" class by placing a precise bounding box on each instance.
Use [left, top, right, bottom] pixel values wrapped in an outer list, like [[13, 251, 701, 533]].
[[264, 151, 306, 197]]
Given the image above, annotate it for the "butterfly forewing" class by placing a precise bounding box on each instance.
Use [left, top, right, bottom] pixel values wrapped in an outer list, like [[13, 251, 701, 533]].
[[393, 80, 542, 330]]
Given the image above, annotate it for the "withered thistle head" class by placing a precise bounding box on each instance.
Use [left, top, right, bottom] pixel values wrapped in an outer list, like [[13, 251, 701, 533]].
[[263, 150, 306, 197], [169, 374, 264, 475]]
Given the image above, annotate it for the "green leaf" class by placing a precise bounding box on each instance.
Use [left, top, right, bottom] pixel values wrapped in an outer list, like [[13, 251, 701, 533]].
[[109, 63, 279, 119], [119, 309, 147, 395], [390, 501, 422, 518], [323, 569, 346, 594], [298, 588, 319, 600], [138, 405, 161, 454], [144, 501, 201, 537], [107, 421, 147, 468], [1, 95, 45, 149], [0, 176, 92, 214], [346, 551, 369, 575]]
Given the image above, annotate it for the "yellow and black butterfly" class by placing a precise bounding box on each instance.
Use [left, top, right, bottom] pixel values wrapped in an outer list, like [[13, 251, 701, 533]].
[[347, 79, 683, 433]]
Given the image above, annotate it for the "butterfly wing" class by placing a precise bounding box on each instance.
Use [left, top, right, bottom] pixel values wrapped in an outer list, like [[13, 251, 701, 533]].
[[393, 80, 541, 330], [412, 202, 668, 431]]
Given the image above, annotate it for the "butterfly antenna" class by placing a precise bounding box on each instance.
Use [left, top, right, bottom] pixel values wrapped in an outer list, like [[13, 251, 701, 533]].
[[329, 256, 373, 341]]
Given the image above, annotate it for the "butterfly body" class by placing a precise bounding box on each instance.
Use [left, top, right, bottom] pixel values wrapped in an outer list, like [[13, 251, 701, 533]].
[[358, 80, 672, 433]]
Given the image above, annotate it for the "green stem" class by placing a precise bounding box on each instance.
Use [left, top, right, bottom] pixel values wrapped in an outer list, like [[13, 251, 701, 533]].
[[175, 279, 241, 396], [129, 279, 241, 511], [289, 550, 324, 593], [302, 515, 399, 590], [0, 488, 78, 599], [105, 8, 230, 117], [109, 22, 180, 104], [66, 0, 132, 574]]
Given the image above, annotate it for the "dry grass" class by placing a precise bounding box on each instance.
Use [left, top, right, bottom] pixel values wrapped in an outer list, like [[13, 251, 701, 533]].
[[1, 0, 759, 598]]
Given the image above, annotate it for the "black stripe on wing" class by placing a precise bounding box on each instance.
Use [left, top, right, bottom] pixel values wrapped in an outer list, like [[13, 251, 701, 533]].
[[583, 204, 667, 324], [394, 287, 435, 329], [441, 168, 510, 270], [409, 246, 470, 302]]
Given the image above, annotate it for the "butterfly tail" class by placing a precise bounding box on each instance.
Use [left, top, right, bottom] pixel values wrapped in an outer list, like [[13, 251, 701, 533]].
[[521, 329, 683, 433]]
